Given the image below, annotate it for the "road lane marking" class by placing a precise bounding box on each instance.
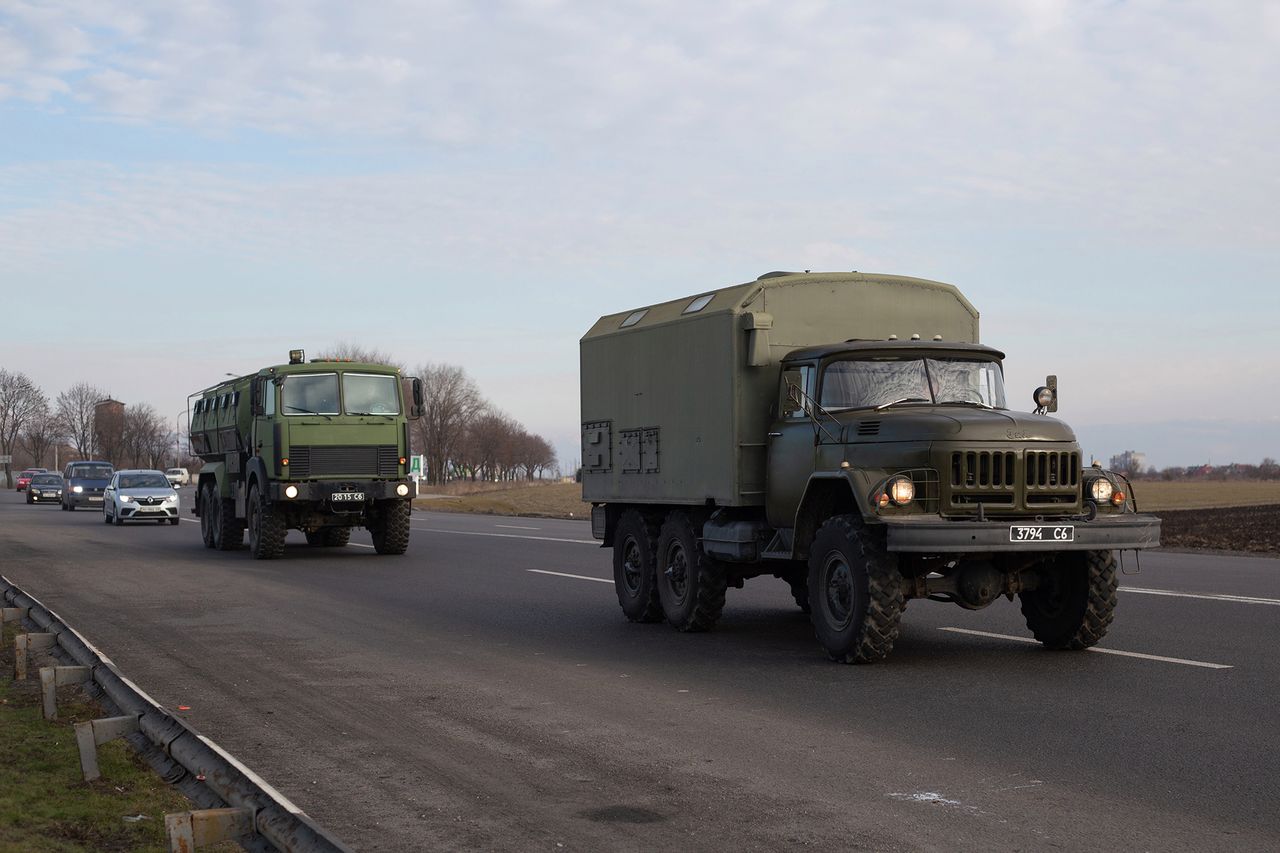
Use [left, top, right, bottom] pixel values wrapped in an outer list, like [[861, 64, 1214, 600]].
[[1120, 586, 1280, 607], [350, 543, 374, 549], [495, 524, 541, 530], [938, 628, 1233, 669], [414, 527, 597, 545], [527, 569, 614, 584]]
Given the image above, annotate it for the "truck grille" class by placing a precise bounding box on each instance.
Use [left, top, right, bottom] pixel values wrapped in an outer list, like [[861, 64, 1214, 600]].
[[946, 448, 1079, 513], [289, 445, 399, 478]]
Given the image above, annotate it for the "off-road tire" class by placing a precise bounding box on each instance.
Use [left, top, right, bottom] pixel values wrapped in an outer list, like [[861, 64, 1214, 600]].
[[1020, 550, 1117, 650], [248, 484, 287, 560], [807, 515, 904, 664], [612, 509, 664, 623], [199, 483, 216, 548], [655, 511, 727, 632], [306, 527, 351, 547], [370, 499, 411, 555], [210, 488, 243, 551]]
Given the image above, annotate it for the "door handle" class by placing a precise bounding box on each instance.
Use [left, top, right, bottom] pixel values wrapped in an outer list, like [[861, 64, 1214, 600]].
[[767, 432, 782, 438]]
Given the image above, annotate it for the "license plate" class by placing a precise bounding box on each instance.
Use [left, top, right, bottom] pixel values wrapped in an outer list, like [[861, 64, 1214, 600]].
[[1009, 524, 1074, 542], [88, 496, 103, 503], [331, 492, 365, 503]]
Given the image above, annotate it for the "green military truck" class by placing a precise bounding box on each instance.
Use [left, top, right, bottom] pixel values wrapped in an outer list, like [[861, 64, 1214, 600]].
[[189, 350, 422, 559], [581, 272, 1160, 663]]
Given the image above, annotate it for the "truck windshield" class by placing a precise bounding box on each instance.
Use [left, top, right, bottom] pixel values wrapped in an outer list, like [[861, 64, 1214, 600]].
[[282, 373, 340, 415], [342, 373, 400, 415], [820, 357, 1006, 410]]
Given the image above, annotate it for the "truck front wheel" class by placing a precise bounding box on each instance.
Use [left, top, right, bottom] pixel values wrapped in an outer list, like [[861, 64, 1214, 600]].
[[210, 486, 244, 551], [807, 515, 903, 664], [656, 511, 727, 632], [612, 510, 663, 623], [370, 499, 411, 555], [248, 483, 287, 560], [1020, 550, 1117, 650], [198, 483, 216, 548]]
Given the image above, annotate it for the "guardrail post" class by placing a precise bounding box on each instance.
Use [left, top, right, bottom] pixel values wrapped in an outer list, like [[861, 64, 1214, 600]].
[[13, 632, 56, 680], [165, 808, 254, 852], [73, 714, 141, 781], [0, 607, 24, 648], [40, 665, 92, 720]]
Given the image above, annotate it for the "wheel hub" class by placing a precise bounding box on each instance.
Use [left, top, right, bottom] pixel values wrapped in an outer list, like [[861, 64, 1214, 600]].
[[823, 552, 854, 627]]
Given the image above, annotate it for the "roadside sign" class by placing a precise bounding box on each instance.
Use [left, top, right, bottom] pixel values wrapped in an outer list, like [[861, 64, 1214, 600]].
[[0, 455, 11, 464], [409, 455, 424, 478]]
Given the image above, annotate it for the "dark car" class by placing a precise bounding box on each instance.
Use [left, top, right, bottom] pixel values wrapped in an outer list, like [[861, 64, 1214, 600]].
[[27, 473, 64, 504], [61, 461, 114, 511], [16, 468, 46, 491]]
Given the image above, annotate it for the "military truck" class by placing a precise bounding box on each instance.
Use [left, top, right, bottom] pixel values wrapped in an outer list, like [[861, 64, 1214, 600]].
[[189, 350, 422, 559], [581, 272, 1161, 663]]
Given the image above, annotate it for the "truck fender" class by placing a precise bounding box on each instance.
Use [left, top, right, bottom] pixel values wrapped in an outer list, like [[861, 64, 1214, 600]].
[[195, 463, 225, 518], [791, 474, 866, 561], [244, 456, 271, 504]]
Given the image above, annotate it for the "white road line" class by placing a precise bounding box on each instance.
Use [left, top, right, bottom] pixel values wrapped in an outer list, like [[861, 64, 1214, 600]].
[[495, 524, 541, 530], [527, 569, 614, 584], [413, 527, 597, 545], [1120, 586, 1280, 607], [938, 627, 1233, 670]]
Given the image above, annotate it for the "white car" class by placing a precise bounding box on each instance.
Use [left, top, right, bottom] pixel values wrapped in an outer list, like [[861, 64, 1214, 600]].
[[165, 467, 190, 486], [104, 469, 181, 526]]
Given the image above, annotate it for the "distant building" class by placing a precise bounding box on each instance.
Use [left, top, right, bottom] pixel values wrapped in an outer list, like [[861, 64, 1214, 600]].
[[1109, 450, 1147, 472], [94, 398, 126, 464]]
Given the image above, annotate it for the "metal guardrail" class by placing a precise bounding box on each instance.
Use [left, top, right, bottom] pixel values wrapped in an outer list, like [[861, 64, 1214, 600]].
[[2, 575, 354, 853]]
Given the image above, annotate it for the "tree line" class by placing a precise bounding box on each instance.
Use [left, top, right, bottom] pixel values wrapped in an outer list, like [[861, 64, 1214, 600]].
[[0, 352, 557, 488]]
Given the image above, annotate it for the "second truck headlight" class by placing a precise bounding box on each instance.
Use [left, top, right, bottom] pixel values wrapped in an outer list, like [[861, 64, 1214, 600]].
[[888, 477, 915, 505], [1090, 478, 1114, 503]]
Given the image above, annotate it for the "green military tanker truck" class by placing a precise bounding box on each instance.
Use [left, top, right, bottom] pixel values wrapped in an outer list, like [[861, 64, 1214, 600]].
[[581, 272, 1161, 663], [189, 349, 422, 559]]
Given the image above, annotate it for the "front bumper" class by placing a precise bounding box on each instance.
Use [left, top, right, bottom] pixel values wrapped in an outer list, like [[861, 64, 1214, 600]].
[[66, 491, 105, 507], [267, 480, 412, 503], [30, 490, 62, 503], [118, 502, 180, 520], [884, 513, 1161, 553]]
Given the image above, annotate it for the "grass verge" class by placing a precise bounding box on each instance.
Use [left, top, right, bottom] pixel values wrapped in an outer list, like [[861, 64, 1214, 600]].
[[414, 481, 589, 519], [0, 621, 228, 853]]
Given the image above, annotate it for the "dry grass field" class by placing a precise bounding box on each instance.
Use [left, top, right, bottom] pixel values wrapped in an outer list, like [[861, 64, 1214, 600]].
[[413, 482, 589, 518], [1128, 480, 1280, 511]]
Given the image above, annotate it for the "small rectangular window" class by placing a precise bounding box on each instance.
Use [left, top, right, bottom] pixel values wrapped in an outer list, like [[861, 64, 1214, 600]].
[[194, 400, 202, 414], [620, 309, 648, 328], [683, 294, 714, 314]]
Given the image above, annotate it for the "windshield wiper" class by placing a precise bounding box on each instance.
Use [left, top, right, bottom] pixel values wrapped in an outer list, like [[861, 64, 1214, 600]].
[[876, 397, 931, 411], [348, 411, 394, 418], [285, 405, 332, 421], [939, 400, 998, 410]]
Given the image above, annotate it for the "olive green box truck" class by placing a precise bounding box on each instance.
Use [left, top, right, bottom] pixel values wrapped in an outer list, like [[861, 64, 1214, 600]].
[[581, 272, 1160, 663], [189, 350, 422, 559]]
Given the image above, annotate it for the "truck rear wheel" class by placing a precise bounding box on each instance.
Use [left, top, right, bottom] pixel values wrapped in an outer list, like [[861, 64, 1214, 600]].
[[306, 527, 351, 547], [210, 487, 243, 551], [248, 483, 286, 560], [612, 510, 663, 623], [370, 500, 410, 555], [1020, 550, 1117, 650], [656, 511, 727, 632], [807, 515, 903, 664]]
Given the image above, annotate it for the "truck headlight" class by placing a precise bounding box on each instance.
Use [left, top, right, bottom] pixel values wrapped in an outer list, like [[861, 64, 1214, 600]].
[[396, 483, 409, 496], [1089, 478, 1114, 503], [284, 484, 299, 499], [888, 477, 915, 505]]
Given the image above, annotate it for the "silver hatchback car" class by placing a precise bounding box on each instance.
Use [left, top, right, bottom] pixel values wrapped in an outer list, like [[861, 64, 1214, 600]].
[[103, 469, 181, 526]]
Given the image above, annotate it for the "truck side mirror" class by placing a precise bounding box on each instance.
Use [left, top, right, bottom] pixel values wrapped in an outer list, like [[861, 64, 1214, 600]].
[[780, 369, 804, 417], [250, 380, 263, 416], [410, 377, 424, 419]]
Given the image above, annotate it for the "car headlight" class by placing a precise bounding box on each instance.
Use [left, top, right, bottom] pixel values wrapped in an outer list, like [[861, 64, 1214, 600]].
[[166, 494, 179, 503], [284, 484, 299, 499], [73, 485, 84, 493], [888, 476, 915, 505], [119, 495, 132, 502], [1089, 478, 1114, 503], [396, 483, 410, 497]]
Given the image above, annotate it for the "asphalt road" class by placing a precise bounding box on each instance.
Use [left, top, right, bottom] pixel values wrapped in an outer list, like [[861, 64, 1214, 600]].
[[2, 487, 1277, 851]]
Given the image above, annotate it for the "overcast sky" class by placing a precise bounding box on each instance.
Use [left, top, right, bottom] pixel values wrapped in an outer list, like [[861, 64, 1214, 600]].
[[2, 0, 1277, 470]]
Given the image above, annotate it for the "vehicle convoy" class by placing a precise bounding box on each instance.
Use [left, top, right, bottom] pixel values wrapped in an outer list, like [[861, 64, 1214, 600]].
[[188, 349, 423, 559], [580, 271, 1162, 663]]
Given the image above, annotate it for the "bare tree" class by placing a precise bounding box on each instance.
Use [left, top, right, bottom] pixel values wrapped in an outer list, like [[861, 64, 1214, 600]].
[[415, 363, 485, 484], [0, 369, 47, 487], [122, 403, 169, 468], [55, 382, 105, 460], [315, 341, 403, 370], [20, 399, 61, 469]]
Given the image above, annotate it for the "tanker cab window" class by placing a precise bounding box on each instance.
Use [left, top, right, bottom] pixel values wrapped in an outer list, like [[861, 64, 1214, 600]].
[[781, 364, 816, 419], [282, 373, 340, 416], [343, 373, 401, 416]]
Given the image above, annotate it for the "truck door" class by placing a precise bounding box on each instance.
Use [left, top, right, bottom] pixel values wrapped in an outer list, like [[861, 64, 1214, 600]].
[[252, 378, 277, 475], [766, 364, 818, 529]]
